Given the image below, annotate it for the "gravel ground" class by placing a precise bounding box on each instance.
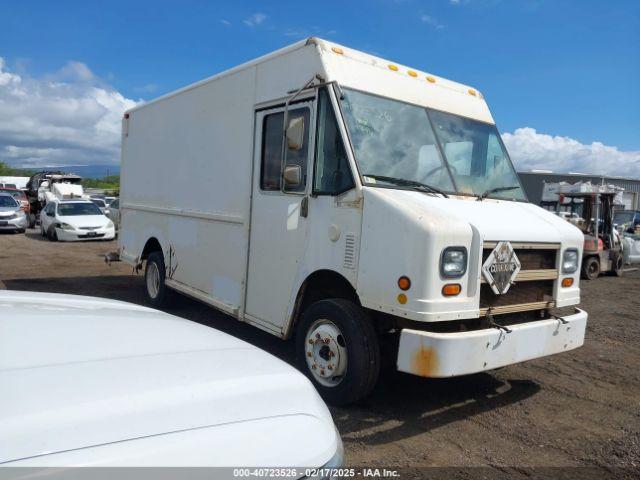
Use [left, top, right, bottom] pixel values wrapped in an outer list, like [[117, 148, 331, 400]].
[[1, 230, 638, 478]]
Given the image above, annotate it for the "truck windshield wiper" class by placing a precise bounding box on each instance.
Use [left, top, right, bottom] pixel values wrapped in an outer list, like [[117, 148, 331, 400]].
[[476, 185, 519, 201], [363, 174, 449, 198]]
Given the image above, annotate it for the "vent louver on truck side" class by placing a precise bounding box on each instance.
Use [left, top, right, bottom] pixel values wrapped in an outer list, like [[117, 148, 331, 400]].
[[344, 233, 358, 269]]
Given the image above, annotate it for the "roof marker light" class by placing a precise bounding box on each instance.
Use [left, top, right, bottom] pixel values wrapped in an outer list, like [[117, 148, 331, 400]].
[[468, 89, 477, 96], [331, 47, 344, 55], [408, 70, 418, 77], [388, 64, 399, 71], [426, 76, 436, 83]]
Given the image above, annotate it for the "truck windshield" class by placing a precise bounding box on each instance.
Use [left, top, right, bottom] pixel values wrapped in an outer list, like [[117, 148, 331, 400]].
[[340, 88, 526, 201]]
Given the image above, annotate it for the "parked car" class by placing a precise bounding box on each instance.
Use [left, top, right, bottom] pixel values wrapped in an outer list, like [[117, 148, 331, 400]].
[[622, 234, 640, 265], [90, 197, 109, 215], [0, 193, 28, 233], [40, 200, 115, 241], [106, 197, 120, 230], [0, 187, 30, 216], [614, 210, 640, 233], [0, 290, 343, 468], [105, 196, 117, 206]]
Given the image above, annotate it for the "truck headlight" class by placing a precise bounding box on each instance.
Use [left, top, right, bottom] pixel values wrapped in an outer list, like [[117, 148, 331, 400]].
[[562, 249, 579, 273], [440, 247, 467, 278]]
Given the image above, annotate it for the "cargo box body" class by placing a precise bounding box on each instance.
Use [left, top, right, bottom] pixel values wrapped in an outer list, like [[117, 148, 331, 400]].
[[120, 41, 326, 321]]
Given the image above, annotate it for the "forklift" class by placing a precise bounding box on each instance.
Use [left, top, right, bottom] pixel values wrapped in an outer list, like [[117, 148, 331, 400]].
[[559, 187, 623, 280]]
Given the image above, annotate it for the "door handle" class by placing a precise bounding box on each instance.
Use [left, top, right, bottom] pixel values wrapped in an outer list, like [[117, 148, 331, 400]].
[[301, 196, 309, 218]]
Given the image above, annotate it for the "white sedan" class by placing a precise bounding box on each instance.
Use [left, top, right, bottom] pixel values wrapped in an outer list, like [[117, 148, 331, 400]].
[[40, 200, 115, 241], [0, 290, 343, 470]]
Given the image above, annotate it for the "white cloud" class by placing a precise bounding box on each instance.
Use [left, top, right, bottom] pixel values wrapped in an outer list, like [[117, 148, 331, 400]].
[[450, 0, 461, 4], [0, 57, 138, 168], [503, 127, 640, 177], [243, 13, 267, 27], [420, 14, 445, 29], [133, 83, 159, 94], [52, 61, 96, 83], [220, 19, 231, 26]]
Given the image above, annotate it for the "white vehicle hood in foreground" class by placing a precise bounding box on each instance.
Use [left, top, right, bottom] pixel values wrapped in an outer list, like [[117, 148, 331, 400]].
[[0, 291, 338, 467], [57, 214, 110, 228]]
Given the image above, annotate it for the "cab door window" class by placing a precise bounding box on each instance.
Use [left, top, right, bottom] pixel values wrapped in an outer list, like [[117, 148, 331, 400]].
[[313, 89, 354, 195], [260, 108, 310, 193]]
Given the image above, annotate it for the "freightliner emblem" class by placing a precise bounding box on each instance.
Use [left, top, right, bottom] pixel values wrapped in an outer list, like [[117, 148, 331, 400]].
[[482, 241, 521, 295]]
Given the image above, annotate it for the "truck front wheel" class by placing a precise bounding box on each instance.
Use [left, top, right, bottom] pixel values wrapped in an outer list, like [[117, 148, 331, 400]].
[[296, 299, 380, 406], [144, 251, 167, 308]]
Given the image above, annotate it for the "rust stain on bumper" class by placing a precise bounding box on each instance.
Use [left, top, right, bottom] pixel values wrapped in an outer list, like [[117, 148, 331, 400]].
[[412, 344, 439, 377]]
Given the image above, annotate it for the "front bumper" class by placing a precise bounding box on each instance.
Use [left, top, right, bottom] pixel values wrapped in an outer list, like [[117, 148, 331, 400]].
[[55, 227, 116, 241], [0, 215, 28, 231], [397, 308, 587, 377]]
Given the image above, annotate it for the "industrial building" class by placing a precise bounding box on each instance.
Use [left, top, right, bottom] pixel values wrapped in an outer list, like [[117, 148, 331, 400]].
[[518, 171, 640, 211]]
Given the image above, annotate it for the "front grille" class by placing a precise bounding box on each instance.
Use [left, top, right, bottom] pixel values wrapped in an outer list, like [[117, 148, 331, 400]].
[[480, 242, 559, 315], [78, 233, 105, 238], [482, 246, 557, 270], [480, 280, 554, 313], [79, 226, 100, 230]]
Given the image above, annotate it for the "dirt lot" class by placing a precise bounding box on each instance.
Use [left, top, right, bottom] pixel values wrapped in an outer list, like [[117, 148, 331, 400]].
[[1, 230, 638, 477]]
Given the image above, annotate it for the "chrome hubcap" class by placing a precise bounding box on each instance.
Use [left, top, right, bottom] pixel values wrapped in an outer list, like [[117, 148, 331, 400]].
[[305, 319, 347, 387], [146, 262, 160, 299]]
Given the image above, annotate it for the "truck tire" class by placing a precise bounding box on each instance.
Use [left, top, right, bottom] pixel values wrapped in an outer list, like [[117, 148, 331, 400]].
[[581, 256, 600, 280], [296, 298, 380, 406], [144, 251, 167, 308]]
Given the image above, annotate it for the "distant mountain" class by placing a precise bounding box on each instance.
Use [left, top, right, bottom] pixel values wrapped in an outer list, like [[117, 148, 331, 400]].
[[36, 165, 120, 179]]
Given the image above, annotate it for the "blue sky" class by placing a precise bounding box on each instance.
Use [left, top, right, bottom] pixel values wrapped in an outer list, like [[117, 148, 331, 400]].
[[0, 0, 638, 175]]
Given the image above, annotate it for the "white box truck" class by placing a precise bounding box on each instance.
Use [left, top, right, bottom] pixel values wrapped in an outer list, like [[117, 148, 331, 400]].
[[119, 38, 587, 405]]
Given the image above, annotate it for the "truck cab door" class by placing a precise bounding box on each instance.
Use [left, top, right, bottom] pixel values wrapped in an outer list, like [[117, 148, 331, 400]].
[[245, 102, 314, 332]]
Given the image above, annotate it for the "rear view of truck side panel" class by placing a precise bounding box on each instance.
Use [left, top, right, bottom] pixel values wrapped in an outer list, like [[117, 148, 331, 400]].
[[119, 67, 257, 314], [119, 41, 328, 318]]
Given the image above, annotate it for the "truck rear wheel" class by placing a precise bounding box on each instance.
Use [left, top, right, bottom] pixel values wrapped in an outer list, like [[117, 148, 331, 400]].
[[581, 256, 600, 280], [144, 251, 167, 308], [296, 298, 380, 406]]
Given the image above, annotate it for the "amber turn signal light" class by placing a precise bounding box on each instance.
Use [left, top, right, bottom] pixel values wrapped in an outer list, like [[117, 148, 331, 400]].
[[561, 277, 574, 288], [398, 276, 411, 291], [442, 283, 461, 296], [397, 293, 408, 304]]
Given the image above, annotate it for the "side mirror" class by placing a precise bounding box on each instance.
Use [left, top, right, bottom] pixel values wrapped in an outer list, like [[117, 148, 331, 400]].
[[286, 116, 305, 151], [283, 165, 302, 188]]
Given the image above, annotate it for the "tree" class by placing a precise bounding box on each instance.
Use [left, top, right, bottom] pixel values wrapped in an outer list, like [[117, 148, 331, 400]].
[[0, 161, 34, 177]]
